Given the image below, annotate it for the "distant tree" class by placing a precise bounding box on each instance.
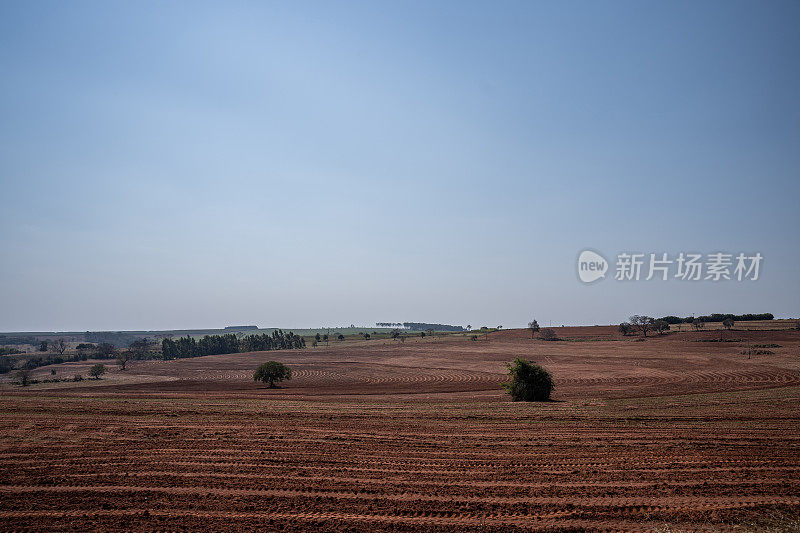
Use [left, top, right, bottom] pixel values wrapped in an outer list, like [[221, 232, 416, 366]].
[[528, 320, 540, 339], [364, 333, 371, 340], [129, 339, 150, 359], [692, 319, 704, 331], [38, 341, 48, 352], [540, 328, 558, 341], [53, 339, 67, 356], [390, 329, 401, 340], [253, 361, 292, 388], [116, 352, 130, 370], [466, 325, 472, 331], [502, 358, 553, 401], [311, 340, 318, 348], [654, 320, 670, 335], [16, 369, 31, 386], [722, 318, 734, 330], [73, 374, 83, 382], [323, 334, 329, 346], [337, 334, 344, 341], [76, 343, 96, 359], [315, 333, 321, 343], [629, 315, 654, 337], [97, 343, 116, 358], [420, 332, 426, 338], [425, 328, 435, 338], [796, 321, 800, 331], [89, 364, 106, 380], [497, 325, 503, 330], [618, 322, 633, 336], [470, 335, 478, 341]]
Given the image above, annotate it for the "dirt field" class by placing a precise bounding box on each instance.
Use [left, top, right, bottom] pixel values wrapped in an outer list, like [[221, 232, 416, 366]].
[[1, 326, 799, 531]]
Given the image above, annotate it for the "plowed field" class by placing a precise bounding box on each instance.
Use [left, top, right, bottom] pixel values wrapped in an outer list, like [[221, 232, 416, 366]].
[[2, 326, 799, 531]]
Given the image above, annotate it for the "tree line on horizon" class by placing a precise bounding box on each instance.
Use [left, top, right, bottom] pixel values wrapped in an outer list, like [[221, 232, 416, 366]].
[[161, 330, 305, 360], [656, 313, 773, 324]]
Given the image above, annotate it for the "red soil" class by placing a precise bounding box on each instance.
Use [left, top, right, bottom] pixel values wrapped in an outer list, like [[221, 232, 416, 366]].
[[1, 326, 799, 531]]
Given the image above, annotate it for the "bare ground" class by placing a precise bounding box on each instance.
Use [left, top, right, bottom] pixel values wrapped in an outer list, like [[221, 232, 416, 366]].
[[1, 325, 799, 531]]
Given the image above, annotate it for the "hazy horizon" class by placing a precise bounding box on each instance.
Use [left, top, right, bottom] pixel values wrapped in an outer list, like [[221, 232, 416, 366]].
[[2, 1, 798, 332]]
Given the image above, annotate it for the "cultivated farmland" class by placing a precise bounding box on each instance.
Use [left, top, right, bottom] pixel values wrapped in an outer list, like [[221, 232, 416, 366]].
[[1, 325, 799, 531]]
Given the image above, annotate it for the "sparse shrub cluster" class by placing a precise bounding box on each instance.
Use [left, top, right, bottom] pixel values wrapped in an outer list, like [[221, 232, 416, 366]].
[[621, 316, 669, 337], [741, 349, 774, 355], [0, 347, 22, 355], [162, 330, 305, 360], [539, 328, 559, 341]]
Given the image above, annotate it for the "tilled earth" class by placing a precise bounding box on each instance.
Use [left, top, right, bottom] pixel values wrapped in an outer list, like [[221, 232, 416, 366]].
[[1, 326, 799, 531]]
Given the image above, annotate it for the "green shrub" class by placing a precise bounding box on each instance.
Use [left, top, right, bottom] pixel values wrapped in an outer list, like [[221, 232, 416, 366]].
[[89, 364, 105, 379], [503, 358, 553, 401]]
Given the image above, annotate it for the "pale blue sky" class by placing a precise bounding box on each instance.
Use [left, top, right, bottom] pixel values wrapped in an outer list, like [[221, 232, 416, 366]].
[[1, 1, 798, 331]]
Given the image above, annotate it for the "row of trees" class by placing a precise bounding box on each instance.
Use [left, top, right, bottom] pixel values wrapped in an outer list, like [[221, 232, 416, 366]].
[[621, 314, 769, 335], [619, 315, 671, 337], [401, 323, 465, 332], [161, 330, 305, 360], [656, 313, 773, 324]]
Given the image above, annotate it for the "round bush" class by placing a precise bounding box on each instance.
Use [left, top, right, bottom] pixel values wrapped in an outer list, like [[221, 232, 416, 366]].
[[503, 358, 553, 401]]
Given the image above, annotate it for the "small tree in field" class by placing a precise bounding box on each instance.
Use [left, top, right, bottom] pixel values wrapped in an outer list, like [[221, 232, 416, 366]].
[[89, 364, 105, 379], [116, 352, 130, 370], [503, 358, 553, 401], [629, 315, 654, 337], [722, 318, 734, 330], [16, 369, 31, 386], [618, 322, 632, 336], [253, 361, 292, 388], [528, 320, 540, 339], [53, 338, 67, 356], [692, 319, 704, 331], [654, 319, 670, 335]]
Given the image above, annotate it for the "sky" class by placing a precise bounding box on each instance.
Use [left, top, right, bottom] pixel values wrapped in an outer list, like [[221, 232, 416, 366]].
[[1, 0, 798, 332]]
